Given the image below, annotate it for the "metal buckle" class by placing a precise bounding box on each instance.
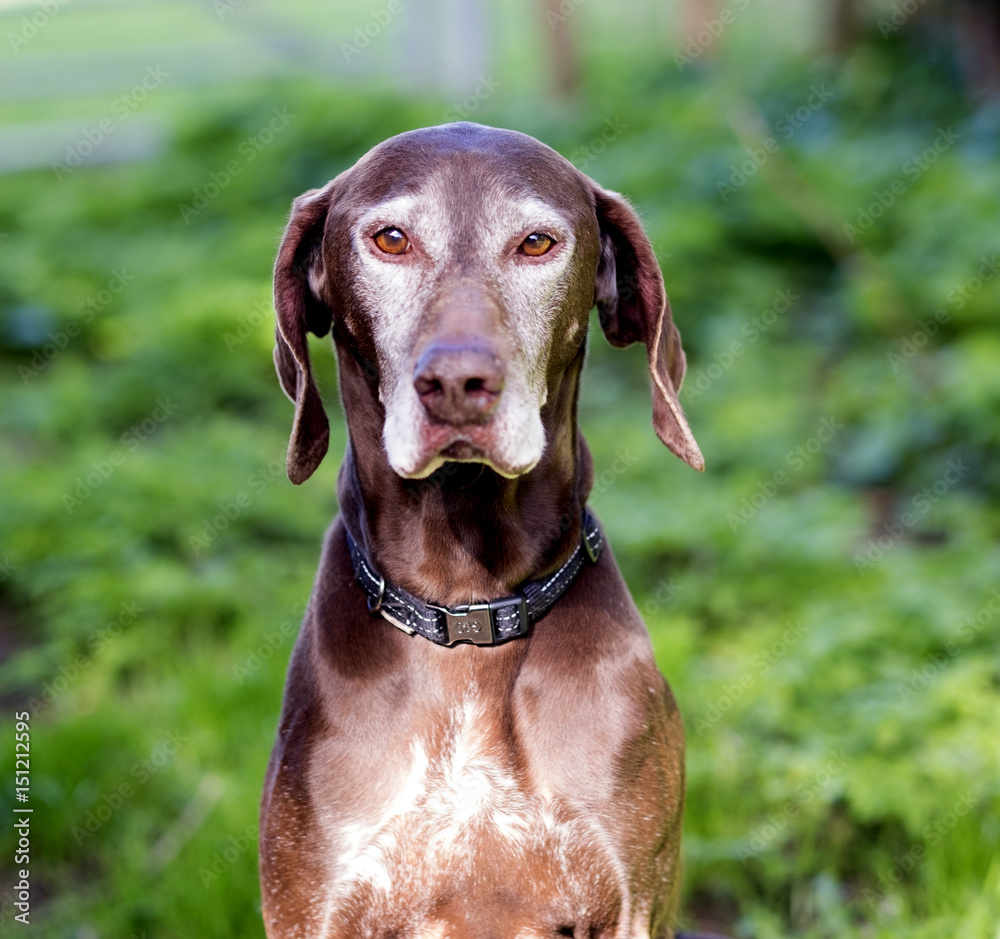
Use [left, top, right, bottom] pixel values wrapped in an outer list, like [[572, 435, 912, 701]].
[[431, 595, 529, 646], [367, 575, 386, 613], [434, 602, 495, 646]]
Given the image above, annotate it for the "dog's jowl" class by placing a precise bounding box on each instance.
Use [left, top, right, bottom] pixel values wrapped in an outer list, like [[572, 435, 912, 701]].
[[260, 122, 703, 939]]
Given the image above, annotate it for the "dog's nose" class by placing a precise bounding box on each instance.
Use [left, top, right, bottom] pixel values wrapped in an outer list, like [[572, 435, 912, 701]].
[[413, 342, 505, 425]]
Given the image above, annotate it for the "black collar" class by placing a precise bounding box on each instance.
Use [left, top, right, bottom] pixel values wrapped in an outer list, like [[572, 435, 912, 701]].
[[344, 510, 603, 646]]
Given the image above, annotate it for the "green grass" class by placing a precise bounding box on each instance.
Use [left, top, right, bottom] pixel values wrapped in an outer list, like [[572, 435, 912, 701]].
[[1, 16, 999, 937]]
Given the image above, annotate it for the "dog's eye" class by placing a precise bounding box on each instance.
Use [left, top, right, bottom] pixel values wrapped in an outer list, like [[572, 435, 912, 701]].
[[519, 232, 556, 257], [373, 227, 410, 255]]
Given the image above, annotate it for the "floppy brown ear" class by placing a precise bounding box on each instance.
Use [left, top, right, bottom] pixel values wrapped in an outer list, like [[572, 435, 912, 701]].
[[592, 186, 704, 472], [273, 184, 336, 484]]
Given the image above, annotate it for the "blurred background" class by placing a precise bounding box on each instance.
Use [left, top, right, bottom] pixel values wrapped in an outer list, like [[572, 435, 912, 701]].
[[1, 0, 999, 936]]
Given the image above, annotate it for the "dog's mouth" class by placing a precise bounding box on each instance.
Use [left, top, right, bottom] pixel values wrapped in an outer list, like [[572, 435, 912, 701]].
[[390, 416, 541, 481], [439, 440, 484, 461], [408, 424, 528, 479]]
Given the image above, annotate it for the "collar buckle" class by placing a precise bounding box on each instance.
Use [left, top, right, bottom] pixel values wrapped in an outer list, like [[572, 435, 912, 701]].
[[434, 602, 494, 646], [432, 594, 529, 647]]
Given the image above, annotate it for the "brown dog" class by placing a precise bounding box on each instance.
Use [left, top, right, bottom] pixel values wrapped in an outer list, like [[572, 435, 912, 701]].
[[261, 122, 705, 939]]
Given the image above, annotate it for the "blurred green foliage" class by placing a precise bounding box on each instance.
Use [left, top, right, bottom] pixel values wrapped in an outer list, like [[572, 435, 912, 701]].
[[1, 9, 999, 938]]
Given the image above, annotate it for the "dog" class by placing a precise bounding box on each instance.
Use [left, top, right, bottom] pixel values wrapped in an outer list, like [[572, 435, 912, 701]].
[[260, 122, 709, 939]]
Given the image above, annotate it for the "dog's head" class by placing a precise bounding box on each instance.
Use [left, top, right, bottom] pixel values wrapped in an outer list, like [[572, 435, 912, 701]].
[[273, 122, 703, 483]]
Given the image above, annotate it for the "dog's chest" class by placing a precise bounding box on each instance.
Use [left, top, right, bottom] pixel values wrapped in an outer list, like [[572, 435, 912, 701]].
[[315, 695, 624, 934]]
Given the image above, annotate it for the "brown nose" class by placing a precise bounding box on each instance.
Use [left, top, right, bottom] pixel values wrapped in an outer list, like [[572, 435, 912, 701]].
[[413, 342, 505, 425]]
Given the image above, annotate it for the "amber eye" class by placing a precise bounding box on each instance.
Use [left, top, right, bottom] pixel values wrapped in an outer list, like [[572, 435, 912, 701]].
[[373, 227, 409, 255], [519, 232, 555, 257]]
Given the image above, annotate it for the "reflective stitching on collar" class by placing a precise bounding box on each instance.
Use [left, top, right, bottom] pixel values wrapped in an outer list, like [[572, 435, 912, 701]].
[[344, 511, 602, 646]]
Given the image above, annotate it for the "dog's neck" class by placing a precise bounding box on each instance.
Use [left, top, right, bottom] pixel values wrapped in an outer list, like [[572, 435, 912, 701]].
[[334, 347, 593, 607]]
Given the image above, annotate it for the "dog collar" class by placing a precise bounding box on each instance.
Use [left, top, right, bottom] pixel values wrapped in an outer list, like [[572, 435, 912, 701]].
[[344, 511, 603, 647]]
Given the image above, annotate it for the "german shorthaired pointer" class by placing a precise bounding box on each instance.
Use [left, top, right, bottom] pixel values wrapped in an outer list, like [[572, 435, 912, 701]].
[[261, 122, 712, 939]]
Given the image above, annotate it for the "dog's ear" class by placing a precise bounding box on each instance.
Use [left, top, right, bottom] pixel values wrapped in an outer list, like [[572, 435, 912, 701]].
[[273, 184, 337, 484], [592, 186, 704, 472]]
